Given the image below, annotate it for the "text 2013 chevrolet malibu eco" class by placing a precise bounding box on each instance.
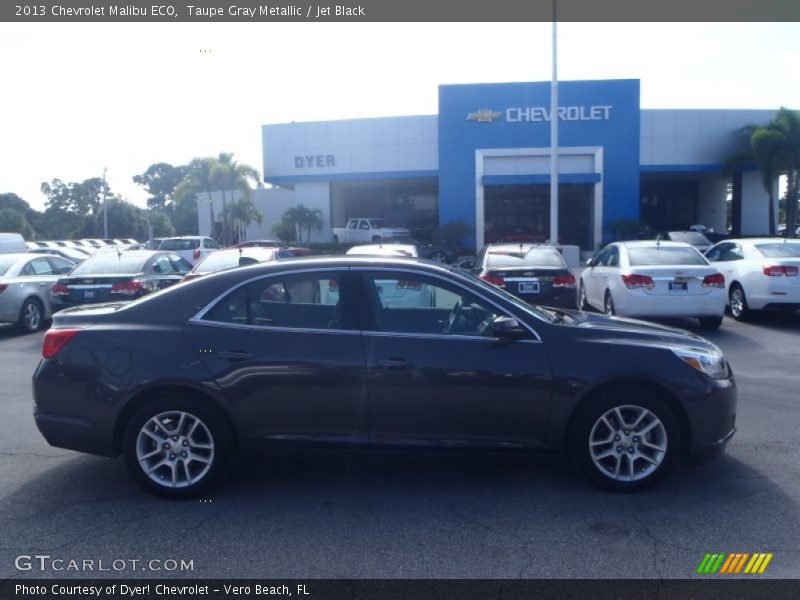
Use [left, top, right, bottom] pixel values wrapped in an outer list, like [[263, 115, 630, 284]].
[[33, 257, 737, 498]]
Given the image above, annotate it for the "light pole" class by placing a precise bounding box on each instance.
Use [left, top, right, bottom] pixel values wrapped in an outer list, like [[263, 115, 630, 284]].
[[549, 0, 559, 246], [102, 167, 108, 239]]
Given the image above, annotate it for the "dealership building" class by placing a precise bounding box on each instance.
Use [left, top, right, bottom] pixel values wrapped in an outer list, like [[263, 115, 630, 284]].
[[199, 79, 779, 252]]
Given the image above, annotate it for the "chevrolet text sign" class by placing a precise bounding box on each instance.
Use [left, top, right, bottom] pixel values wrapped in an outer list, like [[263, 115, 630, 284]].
[[466, 105, 613, 123]]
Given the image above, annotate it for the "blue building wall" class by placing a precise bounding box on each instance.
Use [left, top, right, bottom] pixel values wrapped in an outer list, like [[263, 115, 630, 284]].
[[437, 80, 641, 239]]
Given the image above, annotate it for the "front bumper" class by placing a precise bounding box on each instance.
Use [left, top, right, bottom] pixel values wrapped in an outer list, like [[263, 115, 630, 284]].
[[682, 373, 737, 456]]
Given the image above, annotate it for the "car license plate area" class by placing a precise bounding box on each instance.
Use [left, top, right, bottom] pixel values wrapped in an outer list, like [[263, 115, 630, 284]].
[[519, 281, 540, 294], [84, 290, 95, 299], [669, 281, 687, 291]]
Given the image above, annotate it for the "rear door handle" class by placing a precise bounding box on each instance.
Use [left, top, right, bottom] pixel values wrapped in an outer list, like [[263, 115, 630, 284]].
[[377, 358, 413, 370], [217, 350, 254, 361]]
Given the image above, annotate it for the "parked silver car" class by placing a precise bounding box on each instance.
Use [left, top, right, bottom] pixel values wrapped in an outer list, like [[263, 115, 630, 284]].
[[0, 253, 76, 332]]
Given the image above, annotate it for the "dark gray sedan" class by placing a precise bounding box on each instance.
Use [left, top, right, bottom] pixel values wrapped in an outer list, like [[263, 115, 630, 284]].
[[50, 250, 193, 309], [34, 257, 736, 498]]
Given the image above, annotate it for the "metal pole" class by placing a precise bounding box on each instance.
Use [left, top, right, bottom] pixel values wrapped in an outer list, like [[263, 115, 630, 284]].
[[549, 0, 559, 245], [102, 167, 108, 239]]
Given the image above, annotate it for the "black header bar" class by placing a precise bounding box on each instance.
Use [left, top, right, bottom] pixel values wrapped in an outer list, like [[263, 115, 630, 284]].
[[2, 0, 799, 22]]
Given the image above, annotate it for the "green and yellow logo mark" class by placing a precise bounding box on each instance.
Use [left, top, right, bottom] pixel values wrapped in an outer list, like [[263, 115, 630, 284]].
[[697, 552, 773, 574]]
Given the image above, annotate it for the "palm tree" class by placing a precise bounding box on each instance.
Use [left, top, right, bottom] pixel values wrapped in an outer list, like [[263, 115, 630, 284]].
[[225, 197, 263, 243], [282, 204, 324, 243], [210, 153, 263, 246], [772, 108, 800, 237], [174, 157, 217, 240]]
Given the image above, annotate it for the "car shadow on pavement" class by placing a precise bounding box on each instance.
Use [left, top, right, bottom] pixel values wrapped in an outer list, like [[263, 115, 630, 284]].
[[3, 447, 797, 579]]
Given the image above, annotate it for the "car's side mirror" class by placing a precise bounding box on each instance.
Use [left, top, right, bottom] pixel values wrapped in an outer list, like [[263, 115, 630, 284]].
[[457, 259, 474, 270], [585, 258, 595, 267], [491, 316, 531, 340]]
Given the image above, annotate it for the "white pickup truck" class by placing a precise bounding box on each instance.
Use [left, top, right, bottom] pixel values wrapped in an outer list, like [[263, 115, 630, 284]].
[[332, 218, 411, 243]]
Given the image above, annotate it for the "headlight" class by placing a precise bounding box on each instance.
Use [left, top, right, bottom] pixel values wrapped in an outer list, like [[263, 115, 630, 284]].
[[672, 348, 729, 379]]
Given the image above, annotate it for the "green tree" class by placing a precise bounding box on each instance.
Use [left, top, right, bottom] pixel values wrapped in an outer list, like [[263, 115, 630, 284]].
[[174, 156, 219, 240], [271, 217, 297, 242], [209, 153, 263, 246], [133, 163, 189, 210], [0, 208, 36, 239], [224, 197, 263, 243], [85, 197, 150, 239], [279, 204, 323, 243], [0, 193, 39, 238]]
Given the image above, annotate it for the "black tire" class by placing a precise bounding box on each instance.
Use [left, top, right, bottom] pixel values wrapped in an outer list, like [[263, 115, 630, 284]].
[[122, 395, 235, 499], [578, 281, 590, 311], [568, 386, 680, 492], [16, 297, 44, 333], [699, 316, 723, 330], [604, 291, 616, 316], [729, 284, 751, 321]]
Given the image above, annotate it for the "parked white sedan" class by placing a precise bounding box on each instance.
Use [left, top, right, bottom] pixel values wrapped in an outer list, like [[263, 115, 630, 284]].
[[704, 238, 800, 320], [579, 241, 726, 329]]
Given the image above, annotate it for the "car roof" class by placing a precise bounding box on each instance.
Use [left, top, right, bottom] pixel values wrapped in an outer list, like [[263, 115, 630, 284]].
[[618, 240, 693, 248], [486, 243, 546, 252], [1, 253, 36, 261], [723, 237, 800, 245], [203, 247, 278, 257]]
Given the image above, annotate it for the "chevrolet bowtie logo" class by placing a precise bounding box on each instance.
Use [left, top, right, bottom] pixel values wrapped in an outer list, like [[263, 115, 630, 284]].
[[466, 109, 502, 122]]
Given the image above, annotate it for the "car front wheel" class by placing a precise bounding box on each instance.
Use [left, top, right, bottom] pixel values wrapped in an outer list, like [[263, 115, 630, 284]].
[[569, 387, 679, 492], [123, 396, 234, 499]]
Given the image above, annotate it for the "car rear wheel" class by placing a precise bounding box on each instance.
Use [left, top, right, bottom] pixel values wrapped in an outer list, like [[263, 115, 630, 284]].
[[604, 291, 616, 315], [729, 284, 751, 321], [17, 297, 44, 333], [569, 387, 679, 492], [578, 281, 590, 310], [699, 316, 723, 330], [123, 396, 234, 499]]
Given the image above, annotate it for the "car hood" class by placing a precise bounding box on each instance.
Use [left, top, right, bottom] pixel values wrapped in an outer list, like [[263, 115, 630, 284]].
[[563, 311, 719, 353]]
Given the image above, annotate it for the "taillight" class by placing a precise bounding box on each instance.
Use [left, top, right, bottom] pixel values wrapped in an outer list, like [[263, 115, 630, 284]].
[[763, 265, 798, 277], [51, 282, 69, 296], [396, 280, 422, 290], [553, 273, 576, 288], [621, 274, 654, 289], [111, 279, 143, 295], [702, 273, 725, 288], [42, 328, 80, 359], [0, 283, 7, 295], [480, 273, 506, 288], [328, 279, 339, 292], [193, 248, 201, 260]]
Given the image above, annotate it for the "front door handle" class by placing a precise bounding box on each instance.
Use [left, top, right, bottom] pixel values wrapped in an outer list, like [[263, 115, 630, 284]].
[[218, 350, 254, 361], [377, 358, 413, 370]]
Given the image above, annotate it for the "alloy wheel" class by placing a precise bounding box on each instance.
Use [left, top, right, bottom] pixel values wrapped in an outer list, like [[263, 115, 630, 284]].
[[589, 405, 668, 482], [24, 301, 42, 331], [730, 287, 745, 319], [136, 410, 215, 489], [604, 293, 615, 315]]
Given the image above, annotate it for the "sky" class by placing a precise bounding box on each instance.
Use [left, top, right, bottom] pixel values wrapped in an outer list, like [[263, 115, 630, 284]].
[[1, 22, 799, 211]]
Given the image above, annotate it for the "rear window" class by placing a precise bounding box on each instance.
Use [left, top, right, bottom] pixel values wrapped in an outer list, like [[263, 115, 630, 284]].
[[195, 252, 241, 273], [754, 243, 800, 258], [627, 246, 708, 266], [0, 256, 19, 276], [668, 231, 710, 245], [70, 254, 149, 275], [487, 248, 565, 268], [160, 238, 200, 251]]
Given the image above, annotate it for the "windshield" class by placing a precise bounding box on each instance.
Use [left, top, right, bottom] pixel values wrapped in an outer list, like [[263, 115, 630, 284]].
[[628, 246, 708, 266], [70, 254, 149, 275], [668, 231, 711, 245], [487, 248, 565, 268], [755, 242, 800, 258]]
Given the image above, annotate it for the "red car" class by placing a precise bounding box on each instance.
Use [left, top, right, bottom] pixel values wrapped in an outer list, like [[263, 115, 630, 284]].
[[231, 240, 313, 256]]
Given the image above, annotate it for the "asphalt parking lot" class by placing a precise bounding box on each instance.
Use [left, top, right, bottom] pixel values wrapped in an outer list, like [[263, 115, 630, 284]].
[[1, 312, 799, 580]]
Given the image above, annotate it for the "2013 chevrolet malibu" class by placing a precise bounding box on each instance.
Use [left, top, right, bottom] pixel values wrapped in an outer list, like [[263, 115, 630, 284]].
[[33, 257, 737, 498]]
